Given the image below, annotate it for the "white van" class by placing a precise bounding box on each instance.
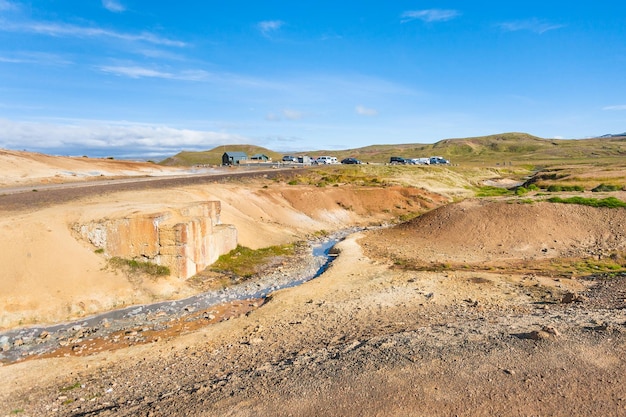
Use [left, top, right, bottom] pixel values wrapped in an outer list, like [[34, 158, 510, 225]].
[[315, 156, 338, 164]]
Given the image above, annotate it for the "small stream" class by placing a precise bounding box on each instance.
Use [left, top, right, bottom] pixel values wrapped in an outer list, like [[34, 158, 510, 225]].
[[0, 230, 354, 364]]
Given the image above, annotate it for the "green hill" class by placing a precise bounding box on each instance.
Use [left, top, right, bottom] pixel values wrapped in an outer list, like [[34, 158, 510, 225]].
[[159, 132, 626, 166], [429, 133, 626, 163], [159, 145, 282, 166], [311, 132, 626, 165]]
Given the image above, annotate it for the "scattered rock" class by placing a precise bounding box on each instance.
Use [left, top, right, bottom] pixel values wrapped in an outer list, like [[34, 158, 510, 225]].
[[561, 292, 586, 304], [527, 326, 560, 340]]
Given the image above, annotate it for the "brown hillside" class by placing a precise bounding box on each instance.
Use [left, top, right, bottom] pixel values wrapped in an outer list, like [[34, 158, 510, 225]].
[[363, 199, 626, 267]]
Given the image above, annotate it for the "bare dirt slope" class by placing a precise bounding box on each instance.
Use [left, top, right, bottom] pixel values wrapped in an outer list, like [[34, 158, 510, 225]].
[[0, 151, 625, 416], [0, 149, 186, 188], [363, 198, 626, 267], [0, 173, 446, 329]]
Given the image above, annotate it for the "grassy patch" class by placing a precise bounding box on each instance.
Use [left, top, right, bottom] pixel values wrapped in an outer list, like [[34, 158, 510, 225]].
[[60, 382, 82, 392], [398, 212, 422, 223], [549, 256, 626, 274], [395, 256, 626, 276], [514, 186, 528, 196], [546, 184, 585, 192], [475, 186, 513, 197], [592, 183, 622, 192], [546, 196, 626, 208], [312, 229, 329, 238], [108, 257, 170, 276], [507, 198, 535, 204], [210, 243, 297, 278]]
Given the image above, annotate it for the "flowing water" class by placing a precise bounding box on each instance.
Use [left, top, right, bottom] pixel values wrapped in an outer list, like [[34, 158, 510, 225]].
[[0, 231, 353, 364]]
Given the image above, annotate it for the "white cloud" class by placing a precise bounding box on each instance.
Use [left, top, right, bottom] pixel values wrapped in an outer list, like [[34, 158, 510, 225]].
[[0, 51, 72, 66], [0, 20, 186, 47], [603, 105, 626, 111], [266, 109, 304, 121], [257, 20, 284, 36], [497, 18, 565, 34], [0, 56, 24, 63], [98, 65, 210, 81], [0, 0, 18, 12], [136, 48, 186, 61], [355, 105, 378, 116], [99, 65, 173, 79], [102, 0, 126, 13], [282, 109, 303, 120], [0, 118, 248, 158], [401, 9, 460, 23]]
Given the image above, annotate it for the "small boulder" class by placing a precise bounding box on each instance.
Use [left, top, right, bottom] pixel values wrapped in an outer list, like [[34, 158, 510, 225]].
[[561, 292, 586, 304], [528, 326, 560, 340]]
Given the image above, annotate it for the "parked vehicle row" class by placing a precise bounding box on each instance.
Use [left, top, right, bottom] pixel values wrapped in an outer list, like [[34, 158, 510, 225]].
[[282, 155, 340, 164], [389, 156, 450, 165], [281, 154, 448, 165]]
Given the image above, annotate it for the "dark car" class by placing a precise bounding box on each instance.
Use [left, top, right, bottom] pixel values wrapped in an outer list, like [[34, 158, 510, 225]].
[[389, 156, 406, 165], [341, 157, 361, 164], [429, 156, 450, 165]]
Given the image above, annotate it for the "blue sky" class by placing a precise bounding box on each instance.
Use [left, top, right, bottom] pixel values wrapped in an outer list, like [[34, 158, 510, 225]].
[[0, 1, 625, 159]]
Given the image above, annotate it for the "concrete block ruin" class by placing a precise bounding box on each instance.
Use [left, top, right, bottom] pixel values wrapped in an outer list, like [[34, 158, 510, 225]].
[[75, 201, 237, 279]]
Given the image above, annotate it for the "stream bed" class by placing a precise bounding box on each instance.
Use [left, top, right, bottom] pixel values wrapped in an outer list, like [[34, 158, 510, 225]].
[[0, 229, 357, 364]]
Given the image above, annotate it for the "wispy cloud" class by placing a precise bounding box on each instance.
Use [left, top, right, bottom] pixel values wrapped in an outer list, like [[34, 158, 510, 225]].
[[99, 65, 174, 79], [603, 105, 626, 111], [355, 105, 378, 116], [0, 0, 19, 12], [102, 0, 126, 13], [257, 20, 284, 36], [282, 109, 303, 120], [497, 18, 565, 34], [98, 65, 210, 81], [0, 118, 247, 158], [0, 56, 23, 63], [135, 48, 186, 61], [0, 20, 186, 47], [401, 9, 460, 23], [266, 109, 304, 121], [0, 51, 72, 66]]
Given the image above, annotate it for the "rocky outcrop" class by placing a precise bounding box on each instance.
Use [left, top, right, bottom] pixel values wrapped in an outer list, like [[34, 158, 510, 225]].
[[75, 201, 237, 279]]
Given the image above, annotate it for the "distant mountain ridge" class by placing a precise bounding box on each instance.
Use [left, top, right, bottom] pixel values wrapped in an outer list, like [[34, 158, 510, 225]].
[[598, 132, 626, 138]]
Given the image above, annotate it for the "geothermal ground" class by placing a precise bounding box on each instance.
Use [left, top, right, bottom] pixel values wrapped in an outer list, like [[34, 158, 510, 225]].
[[0, 150, 625, 417]]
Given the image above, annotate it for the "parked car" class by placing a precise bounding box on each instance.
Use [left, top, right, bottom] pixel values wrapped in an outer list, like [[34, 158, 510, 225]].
[[282, 155, 298, 162], [389, 156, 407, 165], [429, 156, 450, 165], [341, 157, 361, 164], [316, 156, 338, 164], [408, 157, 430, 165]]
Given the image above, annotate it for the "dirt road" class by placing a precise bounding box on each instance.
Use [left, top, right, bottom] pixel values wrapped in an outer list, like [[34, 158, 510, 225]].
[[0, 167, 306, 211]]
